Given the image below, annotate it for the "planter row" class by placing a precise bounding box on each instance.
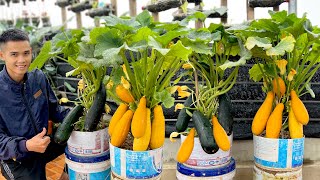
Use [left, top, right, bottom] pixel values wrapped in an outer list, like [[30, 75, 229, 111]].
[[48, 62, 320, 139]]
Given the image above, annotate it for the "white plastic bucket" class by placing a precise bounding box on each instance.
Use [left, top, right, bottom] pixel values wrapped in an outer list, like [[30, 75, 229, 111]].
[[65, 147, 111, 180], [67, 127, 109, 156], [109, 143, 163, 179], [254, 165, 302, 180], [180, 133, 233, 168], [253, 135, 304, 169], [176, 158, 236, 180]]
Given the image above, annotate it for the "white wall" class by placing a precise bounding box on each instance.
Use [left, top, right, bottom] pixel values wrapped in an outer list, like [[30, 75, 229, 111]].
[[1, 0, 320, 28]]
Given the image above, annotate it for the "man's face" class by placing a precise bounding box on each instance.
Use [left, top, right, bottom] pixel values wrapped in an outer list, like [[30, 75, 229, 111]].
[[0, 41, 32, 83]]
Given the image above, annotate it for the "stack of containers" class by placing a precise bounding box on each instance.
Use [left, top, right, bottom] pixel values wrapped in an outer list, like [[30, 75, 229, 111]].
[[64, 128, 111, 180], [176, 134, 236, 180]]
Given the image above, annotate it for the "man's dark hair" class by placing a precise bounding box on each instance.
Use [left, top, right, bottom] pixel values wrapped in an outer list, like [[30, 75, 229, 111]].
[[0, 29, 30, 48]]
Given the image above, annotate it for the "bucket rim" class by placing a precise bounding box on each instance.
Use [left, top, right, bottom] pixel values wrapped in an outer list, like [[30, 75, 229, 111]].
[[65, 147, 110, 163], [253, 134, 305, 140], [109, 141, 163, 152]]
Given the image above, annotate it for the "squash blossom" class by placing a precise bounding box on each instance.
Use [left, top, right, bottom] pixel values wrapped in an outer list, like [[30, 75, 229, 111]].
[[106, 80, 114, 90], [104, 104, 111, 114], [177, 85, 191, 98], [276, 59, 288, 75], [122, 64, 129, 80], [175, 103, 185, 112], [170, 86, 179, 94], [78, 79, 84, 91], [288, 69, 297, 81], [121, 76, 131, 89], [182, 63, 193, 69], [59, 97, 69, 104]]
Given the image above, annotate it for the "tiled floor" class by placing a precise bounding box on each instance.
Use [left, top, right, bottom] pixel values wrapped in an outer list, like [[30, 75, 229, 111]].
[[0, 154, 66, 180]]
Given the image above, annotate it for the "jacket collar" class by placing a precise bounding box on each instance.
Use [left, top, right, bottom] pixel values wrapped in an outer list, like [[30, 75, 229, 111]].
[[0, 65, 28, 87]]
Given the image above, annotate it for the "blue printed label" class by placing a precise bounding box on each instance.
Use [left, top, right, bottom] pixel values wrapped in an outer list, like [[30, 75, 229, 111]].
[[68, 168, 111, 180], [292, 138, 304, 167]]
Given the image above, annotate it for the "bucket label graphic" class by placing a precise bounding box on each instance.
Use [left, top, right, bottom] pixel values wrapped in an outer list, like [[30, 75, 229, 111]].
[[110, 144, 163, 179], [254, 135, 304, 169]]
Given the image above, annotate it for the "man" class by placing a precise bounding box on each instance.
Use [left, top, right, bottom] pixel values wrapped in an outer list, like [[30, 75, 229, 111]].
[[0, 29, 69, 179]]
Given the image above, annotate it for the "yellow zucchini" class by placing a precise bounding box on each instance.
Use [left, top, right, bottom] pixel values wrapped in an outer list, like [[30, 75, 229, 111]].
[[150, 105, 165, 149], [133, 108, 151, 151], [110, 110, 134, 147], [131, 96, 147, 138], [116, 85, 135, 103], [289, 105, 303, 139], [291, 90, 309, 125], [251, 91, 274, 135], [266, 103, 284, 138], [212, 116, 230, 151], [108, 103, 128, 136], [176, 128, 195, 164]]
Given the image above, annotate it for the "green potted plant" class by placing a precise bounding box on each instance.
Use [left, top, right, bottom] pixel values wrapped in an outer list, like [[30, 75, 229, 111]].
[[170, 13, 251, 179], [237, 10, 320, 179], [98, 11, 193, 179]]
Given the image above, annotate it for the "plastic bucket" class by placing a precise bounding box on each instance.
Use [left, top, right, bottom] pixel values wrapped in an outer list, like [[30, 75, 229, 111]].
[[109, 143, 163, 179], [180, 133, 233, 168], [65, 147, 111, 180], [67, 127, 109, 156], [253, 135, 304, 169], [254, 165, 302, 180], [176, 158, 236, 180]]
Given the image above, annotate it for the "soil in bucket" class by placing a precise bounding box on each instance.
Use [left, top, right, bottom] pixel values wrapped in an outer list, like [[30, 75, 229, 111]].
[[65, 147, 111, 180]]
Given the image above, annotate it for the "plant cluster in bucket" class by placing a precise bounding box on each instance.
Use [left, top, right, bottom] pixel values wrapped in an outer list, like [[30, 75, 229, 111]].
[[170, 14, 252, 163], [237, 11, 320, 139]]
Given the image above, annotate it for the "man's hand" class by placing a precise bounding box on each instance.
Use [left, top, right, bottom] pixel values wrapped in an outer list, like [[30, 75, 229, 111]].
[[26, 128, 50, 153]]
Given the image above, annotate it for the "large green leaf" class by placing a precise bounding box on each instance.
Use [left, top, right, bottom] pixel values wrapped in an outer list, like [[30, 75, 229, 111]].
[[29, 41, 53, 70], [148, 37, 169, 55], [187, 29, 212, 42], [155, 30, 188, 47], [166, 41, 192, 61], [94, 29, 123, 57], [89, 27, 110, 44], [130, 26, 155, 44], [249, 64, 264, 82], [102, 47, 123, 67], [135, 10, 152, 27], [250, 19, 280, 33], [183, 40, 212, 55], [266, 35, 295, 56], [245, 37, 272, 50], [78, 42, 95, 58], [293, 33, 308, 63], [220, 39, 251, 70], [101, 15, 140, 32], [154, 90, 175, 108]]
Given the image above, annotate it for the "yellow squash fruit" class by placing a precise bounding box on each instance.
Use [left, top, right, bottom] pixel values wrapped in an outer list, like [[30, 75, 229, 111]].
[[131, 96, 147, 138], [176, 128, 195, 164], [110, 110, 134, 147], [272, 77, 286, 97], [108, 103, 128, 136], [251, 91, 274, 135], [266, 103, 284, 138], [291, 90, 309, 125], [133, 109, 151, 151], [289, 106, 303, 139], [150, 105, 165, 149], [115, 85, 135, 103], [212, 116, 230, 151]]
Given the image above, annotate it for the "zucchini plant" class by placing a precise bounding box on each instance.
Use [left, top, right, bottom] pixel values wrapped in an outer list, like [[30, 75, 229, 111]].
[[172, 11, 251, 157], [237, 10, 320, 139]]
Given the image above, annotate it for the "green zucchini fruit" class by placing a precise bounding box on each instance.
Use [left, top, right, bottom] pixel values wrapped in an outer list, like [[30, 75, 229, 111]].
[[217, 93, 233, 135], [176, 95, 194, 132], [84, 84, 107, 131], [192, 110, 219, 154], [54, 105, 84, 145]]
